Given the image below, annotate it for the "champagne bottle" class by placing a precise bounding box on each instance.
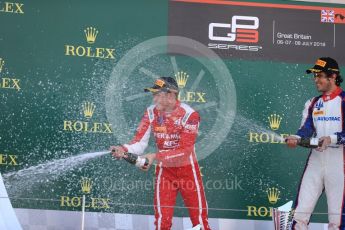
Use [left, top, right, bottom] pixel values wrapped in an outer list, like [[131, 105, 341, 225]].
[[123, 152, 149, 168], [297, 137, 323, 148]]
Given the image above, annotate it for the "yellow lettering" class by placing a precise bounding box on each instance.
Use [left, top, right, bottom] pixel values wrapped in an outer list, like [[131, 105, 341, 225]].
[[0, 2, 24, 14], [249, 132, 292, 144], [196, 92, 206, 103], [76, 46, 86, 57], [65, 45, 75, 56], [103, 123, 112, 133], [92, 123, 101, 133], [280, 134, 289, 144], [178, 91, 186, 102], [73, 121, 83, 132], [12, 79, 20, 91], [271, 133, 279, 144], [86, 47, 95, 58], [247, 206, 258, 217], [259, 133, 269, 143], [83, 122, 89, 132], [5, 2, 14, 12], [258, 207, 269, 217], [249, 132, 259, 142], [63, 121, 73, 131], [64, 121, 114, 134], [0, 154, 7, 165], [101, 198, 110, 209], [71, 197, 81, 207], [105, 48, 115, 59], [9, 155, 18, 165], [186, 92, 195, 102], [15, 3, 23, 14], [60, 196, 110, 209], [2, 78, 11, 88], [95, 48, 104, 58], [60, 196, 71, 207], [91, 197, 98, 208]]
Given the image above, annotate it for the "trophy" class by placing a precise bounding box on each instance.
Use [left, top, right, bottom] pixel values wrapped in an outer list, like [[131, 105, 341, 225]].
[[272, 201, 293, 230]]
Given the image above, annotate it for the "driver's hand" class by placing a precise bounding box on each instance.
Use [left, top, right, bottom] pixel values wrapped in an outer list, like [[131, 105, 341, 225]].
[[316, 136, 331, 152], [140, 153, 156, 171], [285, 136, 299, 148]]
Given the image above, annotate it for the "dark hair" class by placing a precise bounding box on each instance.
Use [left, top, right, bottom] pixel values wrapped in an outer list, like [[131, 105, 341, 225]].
[[326, 71, 343, 86], [336, 74, 343, 86]]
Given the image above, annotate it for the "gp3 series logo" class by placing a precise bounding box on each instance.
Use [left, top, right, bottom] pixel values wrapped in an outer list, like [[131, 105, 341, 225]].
[[208, 15, 262, 52], [209, 16, 259, 43]]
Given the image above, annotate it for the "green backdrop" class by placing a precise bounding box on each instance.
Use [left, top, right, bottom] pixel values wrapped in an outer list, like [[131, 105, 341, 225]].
[[0, 0, 344, 223]]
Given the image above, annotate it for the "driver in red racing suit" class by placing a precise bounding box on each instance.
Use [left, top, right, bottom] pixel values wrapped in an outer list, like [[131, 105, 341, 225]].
[[111, 77, 211, 230]]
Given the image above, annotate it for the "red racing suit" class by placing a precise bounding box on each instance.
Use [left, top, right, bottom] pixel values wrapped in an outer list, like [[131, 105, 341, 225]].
[[122, 101, 211, 230]]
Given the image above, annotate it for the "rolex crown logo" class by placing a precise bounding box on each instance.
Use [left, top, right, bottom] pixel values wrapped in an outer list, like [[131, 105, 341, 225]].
[[82, 102, 96, 119], [267, 187, 280, 204], [175, 71, 189, 89], [81, 177, 92, 194], [0, 58, 4, 73], [84, 27, 99, 44], [268, 114, 282, 131]]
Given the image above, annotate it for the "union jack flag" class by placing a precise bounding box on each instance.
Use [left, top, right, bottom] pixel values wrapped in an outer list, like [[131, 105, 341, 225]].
[[321, 9, 335, 23]]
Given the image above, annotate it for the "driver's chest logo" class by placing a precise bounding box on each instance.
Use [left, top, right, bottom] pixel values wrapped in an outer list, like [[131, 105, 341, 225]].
[[155, 115, 167, 133], [313, 100, 325, 116]]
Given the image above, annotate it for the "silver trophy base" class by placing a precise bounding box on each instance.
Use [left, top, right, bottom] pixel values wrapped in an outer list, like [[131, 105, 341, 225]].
[[272, 201, 293, 230]]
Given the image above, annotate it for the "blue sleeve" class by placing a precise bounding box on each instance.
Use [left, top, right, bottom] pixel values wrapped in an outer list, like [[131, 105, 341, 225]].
[[335, 132, 345, 144], [335, 94, 345, 144], [296, 99, 316, 138]]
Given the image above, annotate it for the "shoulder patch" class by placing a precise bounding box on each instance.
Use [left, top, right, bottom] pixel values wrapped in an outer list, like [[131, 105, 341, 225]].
[[179, 103, 196, 126]]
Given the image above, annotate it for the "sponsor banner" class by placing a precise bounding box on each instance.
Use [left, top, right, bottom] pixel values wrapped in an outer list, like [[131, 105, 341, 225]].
[[168, 0, 345, 63]]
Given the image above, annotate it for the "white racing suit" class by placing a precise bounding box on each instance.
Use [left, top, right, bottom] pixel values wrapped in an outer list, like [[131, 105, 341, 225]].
[[293, 87, 345, 230]]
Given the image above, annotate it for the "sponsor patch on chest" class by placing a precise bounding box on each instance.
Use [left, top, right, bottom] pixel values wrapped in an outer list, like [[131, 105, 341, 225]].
[[313, 110, 325, 116], [314, 116, 341, 122], [155, 126, 167, 133]]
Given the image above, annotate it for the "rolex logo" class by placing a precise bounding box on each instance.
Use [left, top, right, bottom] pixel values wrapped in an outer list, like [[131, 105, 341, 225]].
[[80, 177, 92, 194], [176, 71, 207, 103], [84, 27, 98, 44], [0, 58, 4, 73], [267, 187, 280, 204], [0, 2, 24, 14], [0, 58, 21, 92], [82, 102, 96, 119], [64, 101, 112, 134], [65, 27, 114, 59], [175, 71, 189, 89], [268, 114, 282, 131]]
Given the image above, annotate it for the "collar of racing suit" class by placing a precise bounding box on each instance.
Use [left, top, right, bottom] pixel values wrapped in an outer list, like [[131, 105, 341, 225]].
[[322, 87, 342, 102]]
